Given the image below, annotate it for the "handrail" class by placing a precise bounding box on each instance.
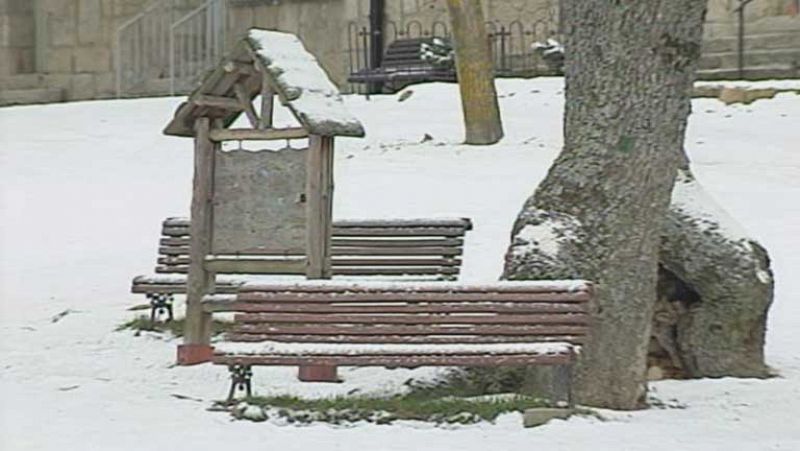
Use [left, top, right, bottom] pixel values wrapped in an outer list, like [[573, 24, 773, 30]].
[[734, 0, 757, 78]]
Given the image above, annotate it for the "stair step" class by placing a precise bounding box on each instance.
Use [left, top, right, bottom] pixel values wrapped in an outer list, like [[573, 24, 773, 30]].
[[696, 64, 800, 81], [0, 88, 65, 107], [699, 48, 800, 70], [703, 30, 800, 53]]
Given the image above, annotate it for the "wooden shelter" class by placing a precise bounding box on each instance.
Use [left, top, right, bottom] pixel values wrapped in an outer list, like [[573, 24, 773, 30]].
[[165, 29, 365, 364]]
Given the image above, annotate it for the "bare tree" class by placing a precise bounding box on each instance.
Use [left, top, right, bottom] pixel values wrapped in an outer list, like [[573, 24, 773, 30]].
[[446, 0, 504, 145]]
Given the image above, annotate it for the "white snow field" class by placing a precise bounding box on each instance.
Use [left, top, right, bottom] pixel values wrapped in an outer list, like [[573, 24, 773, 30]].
[[1, 78, 799, 450]]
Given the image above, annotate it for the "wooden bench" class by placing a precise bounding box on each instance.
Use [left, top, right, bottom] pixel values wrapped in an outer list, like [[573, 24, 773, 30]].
[[131, 217, 473, 320], [348, 38, 457, 92], [206, 281, 592, 404]]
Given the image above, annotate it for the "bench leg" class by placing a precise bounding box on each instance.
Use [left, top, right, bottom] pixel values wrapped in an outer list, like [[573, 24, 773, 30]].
[[227, 364, 253, 402], [553, 364, 574, 409], [147, 293, 174, 325]]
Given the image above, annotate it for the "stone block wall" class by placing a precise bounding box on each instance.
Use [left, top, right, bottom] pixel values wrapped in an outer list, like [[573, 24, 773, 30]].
[[0, 0, 36, 76]]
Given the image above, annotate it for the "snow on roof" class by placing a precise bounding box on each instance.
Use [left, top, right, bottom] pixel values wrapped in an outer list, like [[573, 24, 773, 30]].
[[163, 29, 365, 138], [245, 29, 365, 138]]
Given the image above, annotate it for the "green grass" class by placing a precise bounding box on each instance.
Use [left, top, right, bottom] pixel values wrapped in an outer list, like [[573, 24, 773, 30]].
[[116, 316, 233, 338], [240, 392, 552, 425]]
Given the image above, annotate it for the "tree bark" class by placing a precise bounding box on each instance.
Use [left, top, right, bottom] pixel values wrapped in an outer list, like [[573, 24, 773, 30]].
[[502, 0, 708, 409], [657, 165, 773, 378], [446, 0, 504, 145]]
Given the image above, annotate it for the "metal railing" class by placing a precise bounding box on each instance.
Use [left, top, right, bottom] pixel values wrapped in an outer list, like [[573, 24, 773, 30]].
[[346, 4, 560, 92], [114, 0, 225, 97], [169, 0, 228, 95], [734, 0, 757, 79]]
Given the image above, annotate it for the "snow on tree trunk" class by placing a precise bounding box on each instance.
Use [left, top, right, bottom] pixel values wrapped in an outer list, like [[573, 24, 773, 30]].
[[657, 166, 773, 378], [446, 0, 504, 145], [502, 0, 708, 409]]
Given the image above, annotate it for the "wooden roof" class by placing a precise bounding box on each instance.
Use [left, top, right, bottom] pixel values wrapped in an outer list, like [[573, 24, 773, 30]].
[[163, 29, 365, 138]]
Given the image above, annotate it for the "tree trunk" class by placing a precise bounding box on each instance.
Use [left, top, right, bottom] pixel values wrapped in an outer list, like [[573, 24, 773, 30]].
[[655, 165, 773, 379], [503, 0, 708, 409], [446, 0, 504, 145]]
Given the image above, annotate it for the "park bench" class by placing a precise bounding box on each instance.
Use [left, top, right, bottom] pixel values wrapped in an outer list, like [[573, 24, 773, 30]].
[[205, 281, 592, 405], [131, 216, 473, 321], [348, 38, 457, 92]]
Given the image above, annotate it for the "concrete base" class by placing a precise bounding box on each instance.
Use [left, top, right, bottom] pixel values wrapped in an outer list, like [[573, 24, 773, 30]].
[[177, 344, 214, 365], [522, 408, 573, 428], [298, 365, 339, 382]]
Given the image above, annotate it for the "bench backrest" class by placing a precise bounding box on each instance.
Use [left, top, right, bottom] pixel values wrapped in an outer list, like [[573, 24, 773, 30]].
[[157, 217, 472, 279], [381, 38, 449, 70], [211, 282, 591, 346]]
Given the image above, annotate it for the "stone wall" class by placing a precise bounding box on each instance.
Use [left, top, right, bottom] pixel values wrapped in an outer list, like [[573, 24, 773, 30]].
[[0, 0, 36, 76], [0, 0, 151, 100], [1, 0, 797, 103]]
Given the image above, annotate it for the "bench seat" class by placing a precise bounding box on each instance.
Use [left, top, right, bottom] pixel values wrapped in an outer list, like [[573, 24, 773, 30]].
[[210, 280, 592, 403]]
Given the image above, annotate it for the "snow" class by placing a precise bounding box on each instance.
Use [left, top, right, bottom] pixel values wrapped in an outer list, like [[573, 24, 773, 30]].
[[1, 78, 800, 450], [246, 29, 365, 137], [238, 280, 591, 292], [215, 341, 574, 357]]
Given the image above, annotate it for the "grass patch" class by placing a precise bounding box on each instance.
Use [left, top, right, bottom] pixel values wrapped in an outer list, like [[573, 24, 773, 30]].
[[239, 392, 551, 425], [116, 316, 233, 338]]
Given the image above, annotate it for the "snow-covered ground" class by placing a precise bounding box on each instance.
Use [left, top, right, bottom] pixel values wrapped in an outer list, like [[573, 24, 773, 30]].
[[1, 78, 798, 450]]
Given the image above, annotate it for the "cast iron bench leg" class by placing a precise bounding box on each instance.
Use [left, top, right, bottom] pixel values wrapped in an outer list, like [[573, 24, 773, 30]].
[[227, 364, 253, 402]]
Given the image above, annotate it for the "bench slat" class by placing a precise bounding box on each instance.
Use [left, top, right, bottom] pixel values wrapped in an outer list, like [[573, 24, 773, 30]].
[[235, 291, 590, 303], [232, 323, 587, 336], [223, 334, 586, 345], [233, 312, 590, 325], [212, 353, 573, 367], [202, 301, 588, 314], [158, 246, 464, 257]]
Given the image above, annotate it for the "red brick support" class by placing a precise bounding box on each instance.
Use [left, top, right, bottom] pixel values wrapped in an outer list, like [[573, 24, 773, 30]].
[[177, 344, 214, 365]]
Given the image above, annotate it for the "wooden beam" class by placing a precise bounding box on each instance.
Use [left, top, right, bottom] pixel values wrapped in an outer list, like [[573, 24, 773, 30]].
[[184, 117, 216, 348], [209, 127, 309, 142], [259, 76, 274, 129], [204, 256, 307, 275], [192, 95, 243, 111], [233, 83, 259, 127], [306, 135, 335, 279], [223, 61, 258, 76]]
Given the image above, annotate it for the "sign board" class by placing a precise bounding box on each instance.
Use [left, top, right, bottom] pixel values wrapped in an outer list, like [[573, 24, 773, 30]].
[[212, 147, 308, 254]]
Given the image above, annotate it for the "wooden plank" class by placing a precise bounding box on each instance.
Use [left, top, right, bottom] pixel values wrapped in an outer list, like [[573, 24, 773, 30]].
[[224, 334, 586, 345], [332, 238, 464, 248], [235, 291, 591, 303], [305, 135, 334, 279], [159, 245, 464, 257], [209, 127, 309, 142], [223, 61, 258, 76], [184, 117, 216, 346], [204, 257, 307, 275], [234, 313, 590, 325], [192, 95, 243, 111], [332, 267, 459, 276], [233, 83, 259, 127], [331, 258, 460, 267], [332, 227, 469, 237], [212, 354, 574, 368], [231, 323, 588, 336], [161, 237, 464, 248], [331, 246, 463, 256], [202, 301, 588, 314], [259, 77, 274, 129], [238, 283, 592, 294]]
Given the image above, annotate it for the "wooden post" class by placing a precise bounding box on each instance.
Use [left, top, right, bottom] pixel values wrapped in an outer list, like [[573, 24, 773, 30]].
[[259, 76, 274, 129], [305, 135, 334, 279], [301, 134, 337, 381], [178, 117, 216, 365]]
